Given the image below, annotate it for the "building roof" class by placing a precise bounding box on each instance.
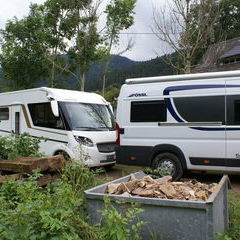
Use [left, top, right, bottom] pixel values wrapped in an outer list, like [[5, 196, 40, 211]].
[[220, 45, 240, 59], [194, 37, 240, 73]]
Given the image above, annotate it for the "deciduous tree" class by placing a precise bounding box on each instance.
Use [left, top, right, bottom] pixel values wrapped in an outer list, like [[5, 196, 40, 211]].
[[100, 0, 136, 96], [153, 0, 221, 73], [0, 5, 49, 90]]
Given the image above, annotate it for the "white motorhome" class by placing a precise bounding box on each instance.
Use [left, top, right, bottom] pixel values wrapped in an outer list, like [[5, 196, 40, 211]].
[[116, 70, 240, 179], [0, 87, 116, 167]]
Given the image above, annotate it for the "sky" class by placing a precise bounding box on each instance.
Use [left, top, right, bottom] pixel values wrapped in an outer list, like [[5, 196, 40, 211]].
[[0, 0, 169, 61]]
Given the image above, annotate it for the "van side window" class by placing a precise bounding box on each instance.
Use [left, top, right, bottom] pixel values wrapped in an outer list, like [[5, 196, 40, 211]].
[[28, 103, 64, 129], [226, 96, 240, 125], [234, 101, 240, 124], [131, 101, 166, 122], [0, 108, 9, 120], [173, 96, 225, 123]]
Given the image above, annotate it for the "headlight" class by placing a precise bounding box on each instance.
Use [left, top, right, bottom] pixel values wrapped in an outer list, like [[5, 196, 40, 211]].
[[74, 136, 94, 147]]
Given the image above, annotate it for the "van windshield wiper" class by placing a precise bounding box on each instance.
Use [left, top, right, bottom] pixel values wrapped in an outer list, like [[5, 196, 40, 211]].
[[97, 127, 115, 131], [74, 126, 105, 131]]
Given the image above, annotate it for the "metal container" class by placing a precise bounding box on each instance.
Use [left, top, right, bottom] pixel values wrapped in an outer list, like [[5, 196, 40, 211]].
[[85, 172, 229, 240]]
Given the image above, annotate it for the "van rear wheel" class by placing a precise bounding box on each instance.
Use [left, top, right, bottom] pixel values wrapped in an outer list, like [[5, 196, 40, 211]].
[[151, 152, 183, 180]]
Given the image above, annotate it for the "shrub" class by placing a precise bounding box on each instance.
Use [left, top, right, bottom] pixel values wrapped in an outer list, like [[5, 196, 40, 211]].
[[143, 167, 171, 179], [0, 166, 145, 240], [0, 171, 98, 240], [0, 133, 43, 160], [99, 197, 146, 240]]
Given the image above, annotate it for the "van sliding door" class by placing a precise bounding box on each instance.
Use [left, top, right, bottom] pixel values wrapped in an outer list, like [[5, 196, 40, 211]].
[[167, 81, 226, 171], [226, 80, 240, 170]]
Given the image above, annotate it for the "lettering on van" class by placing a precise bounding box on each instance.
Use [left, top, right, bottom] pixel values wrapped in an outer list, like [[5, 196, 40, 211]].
[[128, 93, 147, 98], [236, 153, 240, 159]]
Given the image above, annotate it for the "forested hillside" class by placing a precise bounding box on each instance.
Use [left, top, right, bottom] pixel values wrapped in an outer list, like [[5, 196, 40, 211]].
[[0, 55, 174, 92], [94, 55, 175, 90]]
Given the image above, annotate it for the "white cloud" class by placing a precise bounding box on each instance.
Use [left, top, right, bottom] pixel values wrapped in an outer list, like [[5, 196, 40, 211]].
[[0, 0, 45, 28], [0, 0, 170, 61]]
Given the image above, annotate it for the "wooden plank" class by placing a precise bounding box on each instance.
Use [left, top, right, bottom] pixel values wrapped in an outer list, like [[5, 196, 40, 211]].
[[0, 173, 22, 183], [0, 155, 65, 173]]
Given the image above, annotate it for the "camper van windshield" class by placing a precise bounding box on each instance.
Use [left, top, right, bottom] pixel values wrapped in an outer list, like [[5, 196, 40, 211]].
[[60, 102, 115, 131]]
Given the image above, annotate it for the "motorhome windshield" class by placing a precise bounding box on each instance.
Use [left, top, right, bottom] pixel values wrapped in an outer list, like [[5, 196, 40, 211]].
[[60, 102, 115, 131]]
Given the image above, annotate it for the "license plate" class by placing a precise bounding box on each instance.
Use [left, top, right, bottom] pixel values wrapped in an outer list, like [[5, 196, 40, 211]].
[[107, 155, 115, 161]]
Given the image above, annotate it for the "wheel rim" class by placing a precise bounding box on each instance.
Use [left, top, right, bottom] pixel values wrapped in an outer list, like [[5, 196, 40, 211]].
[[157, 158, 176, 176]]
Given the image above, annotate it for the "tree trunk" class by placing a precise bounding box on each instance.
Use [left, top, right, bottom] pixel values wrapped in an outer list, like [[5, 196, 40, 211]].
[[185, 52, 192, 74], [102, 74, 106, 96], [80, 72, 85, 91], [51, 62, 55, 88]]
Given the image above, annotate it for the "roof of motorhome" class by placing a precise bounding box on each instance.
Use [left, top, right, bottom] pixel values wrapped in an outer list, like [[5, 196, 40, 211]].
[[0, 87, 107, 104], [125, 70, 240, 84]]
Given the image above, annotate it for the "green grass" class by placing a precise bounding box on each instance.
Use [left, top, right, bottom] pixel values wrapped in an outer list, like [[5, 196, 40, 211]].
[[114, 164, 144, 169], [216, 193, 240, 240]]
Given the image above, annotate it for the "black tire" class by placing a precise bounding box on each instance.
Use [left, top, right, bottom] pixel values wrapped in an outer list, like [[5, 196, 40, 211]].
[[151, 152, 183, 180], [104, 163, 115, 171], [55, 151, 70, 161]]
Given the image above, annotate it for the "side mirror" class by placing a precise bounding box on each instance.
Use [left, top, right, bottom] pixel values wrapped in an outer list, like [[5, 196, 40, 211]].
[[51, 100, 59, 117]]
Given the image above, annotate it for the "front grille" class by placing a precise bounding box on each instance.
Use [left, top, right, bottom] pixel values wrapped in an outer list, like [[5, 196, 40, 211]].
[[97, 142, 116, 153]]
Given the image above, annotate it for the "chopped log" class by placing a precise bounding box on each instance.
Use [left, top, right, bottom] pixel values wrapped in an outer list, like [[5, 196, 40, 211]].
[[124, 180, 138, 192], [107, 183, 121, 194], [132, 187, 154, 197], [158, 183, 177, 199], [120, 192, 132, 198], [156, 176, 172, 184], [106, 174, 218, 201], [195, 190, 208, 201]]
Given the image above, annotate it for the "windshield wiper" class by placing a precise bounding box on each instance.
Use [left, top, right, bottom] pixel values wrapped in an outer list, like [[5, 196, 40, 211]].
[[74, 127, 105, 131], [74, 126, 114, 131], [97, 127, 115, 130]]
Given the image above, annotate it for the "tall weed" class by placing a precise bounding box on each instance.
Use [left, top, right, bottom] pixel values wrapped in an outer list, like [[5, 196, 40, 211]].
[[99, 197, 146, 240]]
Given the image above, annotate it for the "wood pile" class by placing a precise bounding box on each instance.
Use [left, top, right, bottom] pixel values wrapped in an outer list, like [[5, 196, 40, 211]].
[[106, 174, 218, 201], [0, 155, 65, 186]]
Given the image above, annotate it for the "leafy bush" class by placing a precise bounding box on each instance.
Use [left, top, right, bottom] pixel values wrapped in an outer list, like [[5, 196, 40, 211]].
[[143, 167, 171, 179], [99, 197, 146, 240], [0, 133, 43, 160], [0, 166, 144, 240], [0, 132, 144, 239], [0, 171, 98, 240]]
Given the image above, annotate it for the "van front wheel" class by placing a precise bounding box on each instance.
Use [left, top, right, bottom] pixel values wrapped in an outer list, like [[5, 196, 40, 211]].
[[55, 151, 70, 161], [151, 152, 183, 180]]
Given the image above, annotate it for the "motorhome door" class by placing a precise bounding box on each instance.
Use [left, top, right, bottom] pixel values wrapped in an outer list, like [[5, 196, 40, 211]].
[[11, 105, 22, 135]]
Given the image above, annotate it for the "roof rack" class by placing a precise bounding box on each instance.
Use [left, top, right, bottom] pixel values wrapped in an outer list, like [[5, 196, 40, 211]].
[[125, 70, 240, 84]]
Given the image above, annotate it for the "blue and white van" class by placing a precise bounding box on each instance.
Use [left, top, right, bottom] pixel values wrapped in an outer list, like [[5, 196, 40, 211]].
[[116, 70, 240, 179]]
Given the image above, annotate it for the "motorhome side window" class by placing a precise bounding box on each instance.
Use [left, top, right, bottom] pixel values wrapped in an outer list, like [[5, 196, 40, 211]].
[[131, 100, 166, 122], [0, 108, 9, 120], [173, 96, 225, 123], [28, 103, 64, 129], [226, 95, 240, 125]]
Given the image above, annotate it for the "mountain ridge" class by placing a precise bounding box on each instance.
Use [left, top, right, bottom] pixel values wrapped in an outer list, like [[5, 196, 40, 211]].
[[0, 55, 174, 91]]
